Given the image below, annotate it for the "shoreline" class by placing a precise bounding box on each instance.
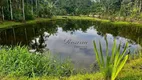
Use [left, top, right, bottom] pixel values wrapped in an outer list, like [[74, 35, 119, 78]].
[[0, 16, 142, 29]]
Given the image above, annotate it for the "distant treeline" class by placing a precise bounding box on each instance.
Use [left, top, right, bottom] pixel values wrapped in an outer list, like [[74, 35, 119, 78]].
[[0, 0, 142, 21]]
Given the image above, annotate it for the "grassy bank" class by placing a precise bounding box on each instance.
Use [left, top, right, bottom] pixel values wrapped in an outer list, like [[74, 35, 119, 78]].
[[0, 16, 142, 29], [0, 46, 142, 80], [0, 46, 73, 78], [1, 58, 142, 80], [55, 16, 142, 28], [0, 18, 51, 28]]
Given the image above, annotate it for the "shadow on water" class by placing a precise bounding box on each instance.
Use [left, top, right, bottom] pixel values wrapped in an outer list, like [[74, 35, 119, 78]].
[[94, 22, 142, 45], [0, 19, 142, 70]]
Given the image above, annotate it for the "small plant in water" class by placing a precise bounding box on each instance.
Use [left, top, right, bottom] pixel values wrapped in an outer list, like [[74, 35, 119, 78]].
[[93, 39, 129, 80]]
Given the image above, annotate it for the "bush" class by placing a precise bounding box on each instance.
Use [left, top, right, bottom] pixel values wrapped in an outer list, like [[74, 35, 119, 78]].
[[13, 10, 23, 21], [24, 4, 35, 20], [3, 9, 11, 20], [39, 7, 54, 18], [25, 10, 35, 20]]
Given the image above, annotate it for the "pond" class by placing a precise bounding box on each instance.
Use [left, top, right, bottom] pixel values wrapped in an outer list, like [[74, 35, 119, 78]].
[[0, 19, 142, 71]]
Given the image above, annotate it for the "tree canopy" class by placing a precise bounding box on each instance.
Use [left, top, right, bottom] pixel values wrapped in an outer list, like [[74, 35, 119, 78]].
[[0, 0, 142, 21]]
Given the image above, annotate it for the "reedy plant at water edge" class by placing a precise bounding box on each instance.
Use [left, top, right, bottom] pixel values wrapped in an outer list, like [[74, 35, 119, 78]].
[[93, 39, 129, 80]]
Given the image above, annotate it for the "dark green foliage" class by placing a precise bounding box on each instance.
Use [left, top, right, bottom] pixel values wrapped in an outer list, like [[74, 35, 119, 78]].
[[25, 10, 35, 20], [0, 0, 142, 21], [13, 10, 23, 21], [3, 8, 11, 20]]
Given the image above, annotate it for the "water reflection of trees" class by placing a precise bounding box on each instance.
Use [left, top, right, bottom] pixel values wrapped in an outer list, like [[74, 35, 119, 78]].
[[0, 19, 141, 49], [94, 22, 142, 45], [0, 20, 94, 51], [61, 19, 93, 33], [0, 21, 58, 45]]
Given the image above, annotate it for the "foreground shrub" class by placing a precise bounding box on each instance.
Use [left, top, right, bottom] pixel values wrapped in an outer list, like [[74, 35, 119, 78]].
[[93, 39, 129, 80], [0, 46, 73, 77]]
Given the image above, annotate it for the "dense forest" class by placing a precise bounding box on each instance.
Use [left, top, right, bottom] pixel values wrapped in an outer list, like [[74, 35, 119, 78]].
[[0, 0, 142, 21]]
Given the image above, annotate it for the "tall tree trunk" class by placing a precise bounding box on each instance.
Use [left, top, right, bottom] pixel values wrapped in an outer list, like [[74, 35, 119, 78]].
[[138, 0, 141, 13], [15, 0, 18, 9], [31, 0, 34, 15], [35, 0, 38, 17], [140, 0, 142, 12], [18, 0, 21, 10], [2, 6, 4, 20], [0, 6, 2, 21], [22, 0, 25, 21], [9, 0, 13, 20]]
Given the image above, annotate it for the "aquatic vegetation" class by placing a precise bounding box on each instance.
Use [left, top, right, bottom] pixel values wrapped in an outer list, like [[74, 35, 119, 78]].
[[0, 46, 73, 77], [93, 39, 129, 80]]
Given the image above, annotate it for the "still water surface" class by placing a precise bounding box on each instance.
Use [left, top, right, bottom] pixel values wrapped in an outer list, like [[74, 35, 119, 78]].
[[0, 20, 141, 69]]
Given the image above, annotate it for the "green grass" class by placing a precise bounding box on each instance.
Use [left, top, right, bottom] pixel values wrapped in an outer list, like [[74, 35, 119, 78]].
[[0, 16, 142, 29], [0, 21, 21, 28], [1, 57, 142, 80], [118, 57, 142, 80], [0, 46, 142, 80], [0, 73, 104, 80], [56, 16, 142, 27], [0, 46, 73, 77], [64, 58, 142, 80], [0, 18, 51, 28]]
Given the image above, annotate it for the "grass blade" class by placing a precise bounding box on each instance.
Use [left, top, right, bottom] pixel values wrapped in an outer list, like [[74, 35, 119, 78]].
[[93, 41, 102, 68], [99, 41, 105, 67]]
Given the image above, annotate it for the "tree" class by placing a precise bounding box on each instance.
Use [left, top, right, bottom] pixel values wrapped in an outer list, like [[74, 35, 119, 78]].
[[9, 0, 13, 20], [0, 0, 5, 20], [22, 0, 25, 21]]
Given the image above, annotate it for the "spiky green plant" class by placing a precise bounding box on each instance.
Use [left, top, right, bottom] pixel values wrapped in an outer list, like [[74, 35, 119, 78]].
[[93, 39, 129, 80]]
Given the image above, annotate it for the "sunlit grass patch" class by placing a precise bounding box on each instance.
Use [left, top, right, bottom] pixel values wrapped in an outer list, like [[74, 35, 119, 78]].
[[0, 46, 73, 77], [118, 58, 142, 80], [0, 21, 21, 28], [0, 16, 142, 28]]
